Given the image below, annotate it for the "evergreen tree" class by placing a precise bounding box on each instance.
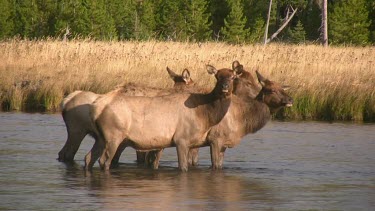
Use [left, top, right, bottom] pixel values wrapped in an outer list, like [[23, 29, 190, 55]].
[[286, 20, 306, 43], [221, 0, 249, 43], [87, 0, 117, 40], [329, 0, 371, 45], [184, 0, 212, 41], [209, 0, 230, 40], [35, 0, 57, 37], [12, 0, 39, 38], [107, 0, 136, 40], [136, 0, 156, 40], [156, 0, 185, 40], [248, 17, 265, 43], [367, 0, 375, 42], [301, 0, 321, 41], [0, 0, 14, 39]]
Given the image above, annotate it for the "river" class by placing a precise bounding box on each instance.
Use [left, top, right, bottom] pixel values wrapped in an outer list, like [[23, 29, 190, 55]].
[[0, 112, 374, 210]]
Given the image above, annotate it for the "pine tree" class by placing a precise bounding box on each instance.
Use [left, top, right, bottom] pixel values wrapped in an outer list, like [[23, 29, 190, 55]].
[[136, 0, 156, 40], [248, 17, 265, 43], [12, 0, 39, 38], [87, 0, 117, 40], [107, 0, 136, 40], [286, 20, 306, 43], [156, 0, 185, 40], [184, 0, 212, 41], [0, 0, 14, 39], [329, 0, 371, 45], [221, 0, 249, 43], [209, 0, 230, 41]]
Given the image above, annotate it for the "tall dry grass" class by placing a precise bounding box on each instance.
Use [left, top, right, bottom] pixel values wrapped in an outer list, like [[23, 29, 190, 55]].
[[0, 39, 374, 121]]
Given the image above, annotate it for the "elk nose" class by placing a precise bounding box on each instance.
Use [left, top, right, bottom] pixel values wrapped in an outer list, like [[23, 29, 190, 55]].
[[284, 97, 294, 107], [222, 83, 230, 92]]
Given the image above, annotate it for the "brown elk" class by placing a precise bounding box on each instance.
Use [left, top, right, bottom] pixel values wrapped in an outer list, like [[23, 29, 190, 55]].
[[58, 67, 194, 163], [145, 61, 292, 170], [85, 68, 236, 171], [206, 64, 293, 169]]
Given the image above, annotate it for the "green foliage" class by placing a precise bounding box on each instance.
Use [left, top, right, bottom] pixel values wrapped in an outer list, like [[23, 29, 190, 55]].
[[329, 0, 371, 45], [0, 0, 373, 44], [184, 0, 212, 41], [156, 0, 185, 40], [221, 0, 249, 43], [209, 0, 230, 40], [136, 0, 156, 40], [286, 20, 306, 43], [12, 0, 39, 38], [0, 0, 13, 39]]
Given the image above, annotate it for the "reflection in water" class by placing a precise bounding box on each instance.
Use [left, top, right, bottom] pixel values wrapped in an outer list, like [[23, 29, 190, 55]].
[[0, 113, 374, 210], [61, 164, 274, 210]]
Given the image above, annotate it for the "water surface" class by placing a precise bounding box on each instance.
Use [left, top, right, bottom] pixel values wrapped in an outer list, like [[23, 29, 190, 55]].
[[0, 112, 374, 210]]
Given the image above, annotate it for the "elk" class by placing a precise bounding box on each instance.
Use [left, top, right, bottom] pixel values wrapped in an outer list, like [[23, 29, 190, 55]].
[[85, 68, 236, 172], [145, 61, 292, 170], [58, 67, 194, 164], [206, 65, 293, 169]]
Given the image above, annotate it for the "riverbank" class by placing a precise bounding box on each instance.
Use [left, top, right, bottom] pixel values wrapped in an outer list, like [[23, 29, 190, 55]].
[[0, 40, 374, 121]]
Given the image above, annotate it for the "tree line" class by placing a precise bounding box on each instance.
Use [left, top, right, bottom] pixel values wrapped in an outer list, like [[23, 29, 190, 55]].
[[0, 0, 373, 45]]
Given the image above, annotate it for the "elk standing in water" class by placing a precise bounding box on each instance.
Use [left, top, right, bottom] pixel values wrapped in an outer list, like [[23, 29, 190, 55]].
[[206, 65, 293, 169], [86, 68, 236, 171], [58, 68, 194, 164], [145, 61, 292, 170]]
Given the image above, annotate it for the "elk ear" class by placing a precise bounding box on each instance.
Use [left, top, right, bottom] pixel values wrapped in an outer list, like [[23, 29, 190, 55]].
[[206, 65, 217, 75], [256, 70, 267, 87], [282, 85, 291, 91], [232, 61, 243, 75], [167, 67, 178, 79], [182, 69, 191, 83]]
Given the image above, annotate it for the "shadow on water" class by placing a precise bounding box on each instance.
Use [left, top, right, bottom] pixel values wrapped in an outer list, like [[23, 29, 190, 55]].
[[60, 163, 277, 210]]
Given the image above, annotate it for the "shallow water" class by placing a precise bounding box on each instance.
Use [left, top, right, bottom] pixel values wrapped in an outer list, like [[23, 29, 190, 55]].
[[0, 112, 374, 210]]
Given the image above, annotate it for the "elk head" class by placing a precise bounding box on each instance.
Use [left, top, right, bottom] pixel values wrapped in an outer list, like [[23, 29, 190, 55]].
[[167, 67, 194, 87], [255, 70, 293, 113], [232, 60, 260, 98], [206, 65, 236, 97]]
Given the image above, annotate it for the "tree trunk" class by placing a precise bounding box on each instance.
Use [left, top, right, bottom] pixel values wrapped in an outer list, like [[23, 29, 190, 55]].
[[265, 7, 298, 44], [322, 0, 328, 46], [264, 0, 273, 45]]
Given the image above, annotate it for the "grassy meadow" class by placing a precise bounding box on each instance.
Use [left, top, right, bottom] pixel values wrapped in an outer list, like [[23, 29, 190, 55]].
[[0, 40, 374, 122]]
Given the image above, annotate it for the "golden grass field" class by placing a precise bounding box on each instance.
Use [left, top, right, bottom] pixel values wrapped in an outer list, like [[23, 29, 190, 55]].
[[0, 40, 374, 121]]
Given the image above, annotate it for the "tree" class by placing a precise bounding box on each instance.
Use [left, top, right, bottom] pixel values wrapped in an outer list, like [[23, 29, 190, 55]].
[[286, 20, 306, 43], [322, 0, 328, 46], [136, 0, 156, 40], [221, 0, 249, 43], [209, 0, 230, 40], [87, 0, 117, 40], [329, 0, 370, 45], [0, 0, 14, 39], [107, 0, 136, 40], [12, 0, 39, 38], [184, 0, 212, 41], [155, 0, 185, 40]]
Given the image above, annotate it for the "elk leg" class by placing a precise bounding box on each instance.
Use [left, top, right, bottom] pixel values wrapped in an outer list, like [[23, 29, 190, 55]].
[[84, 139, 104, 171], [111, 142, 127, 167], [58, 130, 87, 162], [136, 151, 147, 164], [145, 150, 163, 169], [176, 142, 189, 172], [100, 140, 121, 171], [188, 148, 199, 166], [210, 141, 224, 170], [218, 147, 226, 168]]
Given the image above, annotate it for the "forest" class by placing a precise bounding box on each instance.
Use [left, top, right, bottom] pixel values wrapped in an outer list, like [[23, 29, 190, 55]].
[[0, 0, 374, 45]]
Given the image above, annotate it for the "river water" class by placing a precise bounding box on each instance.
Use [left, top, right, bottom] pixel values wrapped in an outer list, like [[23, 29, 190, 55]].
[[0, 112, 374, 210]]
